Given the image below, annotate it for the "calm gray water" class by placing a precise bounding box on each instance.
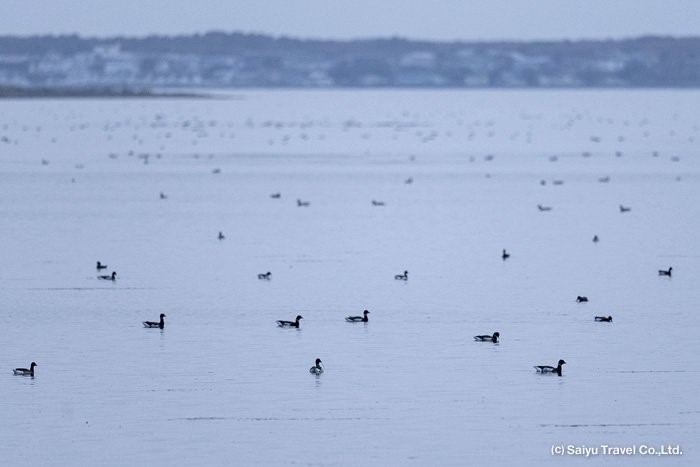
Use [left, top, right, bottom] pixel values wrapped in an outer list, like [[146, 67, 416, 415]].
[[1, 90, 699, 466]]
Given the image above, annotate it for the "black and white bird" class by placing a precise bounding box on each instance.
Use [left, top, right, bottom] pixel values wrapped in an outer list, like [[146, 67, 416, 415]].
[[658, 267, 672, 276], [502, 249, 510, 260], [277, 315, 303, 328], [534, 359, 566, 376], [143, 313, 166, 329], [394, 270, 408, 280], [345, 310, 370, 322], [98, 271, 117, 281], [258, 271, 271, 280], [473, 332, 500, 343], [13, 362, 37, 377], [309, 358, 323, 375], [576, 296, 589, 303], [595, 316, 613, 322]]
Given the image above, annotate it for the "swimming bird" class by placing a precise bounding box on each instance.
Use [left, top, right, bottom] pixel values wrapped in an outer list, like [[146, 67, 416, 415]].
[[309, 358, 323, 375], [372, 200, 385, 206], [658, 267, 672, 276], [576, 296, 589, 302], [143, 313, 166, 329], [13, 362, 37, 376], [258, 271, 271, 280], [270, 192, 281, 199], [405, 177, 413, 184], [394, 270, 408, 280], [537, 204, 552, 212], [96, 261, 107, 270], [593, 235, 599, 243], [277, 315, 303, 328], [218, 231, 225, 240], [297, 199, 310, 207], [345, 310, 370, 322], [98, 271, 117, 281], [502, 249, 510, 260], [534, 359, 566, 376], [595, 316, 613, 322], [159, 192, 167, 199], [619, 205, 631, 213], [474, 332, 499, 343]]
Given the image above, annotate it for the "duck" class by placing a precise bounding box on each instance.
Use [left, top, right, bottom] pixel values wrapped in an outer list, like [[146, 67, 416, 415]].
[[595, 316, 613, 322], [405, 177, 413, 184], [619, 205, 631, 213], [592, 235, 599, 243], [658, 267, 672, 276], [394, 270, 408, 280], [297, 199, 310, 207], [159, 192, 167, 200], [309, 358, 323, 375], [258, 271, 271, 280], [473, 332, 499, 343], [372, 200, 385, 206], [345, 310, 370, 322], [534, 359, 566, 376], [13, 362, 37, 376], [576, 296, 589, 302], [143, 313, 166, 329], [537, 204, 552, 212], [98, 271, 117, 281], [218, 231, 225, 240], [270, 192, 281, 199], [96, 261, 107, 270], [277, 315, 303, 328], [502, 249, 510, 260]]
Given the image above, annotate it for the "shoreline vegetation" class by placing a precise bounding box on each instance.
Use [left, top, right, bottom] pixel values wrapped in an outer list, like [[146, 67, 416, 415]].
[[0, 85, 207, 98]]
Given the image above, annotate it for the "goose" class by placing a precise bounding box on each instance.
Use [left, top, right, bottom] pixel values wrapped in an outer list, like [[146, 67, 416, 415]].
[[595, 316, 613, 322], [473, 332, 499, 343], [619, 205, 631, 213], [309, 358, 323, 375], [534, 359, 566, 376], [394, 270, 408, 281], [297, 199, 310, 207], [277, 315, 303, 328], [537, 204, 552, 212], [502, 249, 510, 260], [13, 362, 37, 377], [143, 313, 166, 329], [576, 296, 589, 302], [96, 261, 107, 270], [98, 271, 117, 281], [658, 267, 672, 276], [345, 310, 370, 322], [258, 271, 271, 280], [218, 231, 225, 240]]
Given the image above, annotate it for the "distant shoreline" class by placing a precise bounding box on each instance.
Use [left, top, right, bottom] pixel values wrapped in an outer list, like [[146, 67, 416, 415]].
[[0, 86, 209, 98]]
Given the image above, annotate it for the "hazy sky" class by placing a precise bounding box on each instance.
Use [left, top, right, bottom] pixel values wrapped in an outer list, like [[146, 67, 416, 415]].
[[2, 0, 698, 41]]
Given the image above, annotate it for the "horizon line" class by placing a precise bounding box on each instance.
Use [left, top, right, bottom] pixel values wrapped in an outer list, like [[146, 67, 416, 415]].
[[1, 30, 699, 45]]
